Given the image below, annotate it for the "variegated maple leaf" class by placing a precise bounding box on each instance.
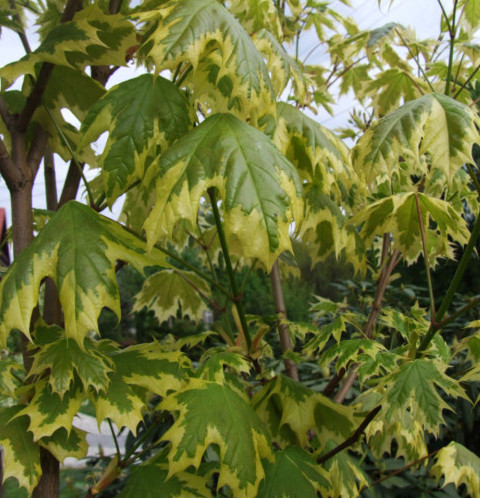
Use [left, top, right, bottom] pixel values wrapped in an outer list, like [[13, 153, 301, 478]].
[[143, 113, 304, 270], [136, 0, 275, 120], [159, 378, 274, 498], [352, 93, 480, 193], [0, 201, 169, 347], [80, 74, 192, 205]]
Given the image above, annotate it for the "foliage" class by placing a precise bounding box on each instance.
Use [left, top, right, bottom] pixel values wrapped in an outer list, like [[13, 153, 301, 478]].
[[0, 0, 480, 497]]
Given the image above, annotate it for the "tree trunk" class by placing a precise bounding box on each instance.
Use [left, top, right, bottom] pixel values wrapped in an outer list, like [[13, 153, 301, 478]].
[[11, 185, 60, 497]]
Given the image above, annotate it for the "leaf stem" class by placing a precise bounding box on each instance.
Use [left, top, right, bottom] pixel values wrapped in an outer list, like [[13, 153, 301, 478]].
[[444, 0, 458, 96], [415, 194, 436, 320], [417, 208, 480, 354], [208, 188, 251, 351], [107, 418, 122, 461], [453, 62, 480, 99]]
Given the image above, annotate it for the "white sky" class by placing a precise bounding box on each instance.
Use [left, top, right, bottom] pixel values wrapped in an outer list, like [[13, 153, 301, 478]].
[[0, 0, 445, 226]]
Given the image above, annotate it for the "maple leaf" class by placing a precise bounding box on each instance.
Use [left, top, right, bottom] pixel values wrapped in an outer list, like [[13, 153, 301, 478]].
[[133, 268, 211, 323], [0, 5, 136, 88], [136, 0, 275, 120], [431, 441, 480, 497], [351, 192, 470, 264], [258, 446, 332, 497], [159, 378, 273, 498], [370, 359, 467, 435], [0, 201, 169, 347], [143, 112, 304, 270], [252, 375, 356, 449], [352, 93, 480, 192], [80, 74, 192, 205], [0, 406, 41, 494]]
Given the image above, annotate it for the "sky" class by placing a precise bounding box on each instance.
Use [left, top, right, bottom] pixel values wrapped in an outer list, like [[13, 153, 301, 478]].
[[0, 0, 445, 226]]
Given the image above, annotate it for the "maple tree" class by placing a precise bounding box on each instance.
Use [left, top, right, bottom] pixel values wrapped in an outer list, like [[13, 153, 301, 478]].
[[0, 0, 480, 496]]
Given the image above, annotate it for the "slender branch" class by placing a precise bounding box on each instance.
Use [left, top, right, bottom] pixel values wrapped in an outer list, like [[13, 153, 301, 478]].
[[453, 62, 480, 99], [26, 125, 49, 179], [361, 449, 440, 491], [271, 260, 299, 381], [436, 0, 452, 35], [17, 0, 83, 131], [58, 160, 84, 208], [8, 0, 32, 53], [0, 95, 13, 128], [0, 138, 21, 188], [436, 295, 480, 330], [323, 367, 346, 397], [43, 147, 57, 210], [317, 406, 381, 465], [208, 188, 251, 351], [467, 164, 480, 195], [334, 239, 400, 403], [415, 194, 436, 320], [43, 105, 94, 205]]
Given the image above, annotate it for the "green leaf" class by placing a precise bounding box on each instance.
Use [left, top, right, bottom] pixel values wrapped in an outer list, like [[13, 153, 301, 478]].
[[0, 5, 137, 88], [42, 66, 105, 122], [352, 93, 480, 192], [258, 446, 332, 497], [0, 406, 41, 495], [273, 102, 353, 193], [119, 458, 210, 497], [17, 379, 84, 440], [253, 30, 307, 101], [160, 378, 273, 497], [0, 201, 169, 347], [371, 359, 467, 435], [133, 268, 210, 323], [0, 354, 24, 398], [143, 113, 304, 270], [30, 323, 113, 396], [351, 192, 470, 264], [91, 342, 190, 432], [362, 68, 426, 117], [319, 339, 386, 372], [321, 440, 369, 498], [431, 441, 480, 497], [229, 0, 282, 39], [303, 316, 349, 356], [196, 351, 252, 383], [40, 427, 88, 463], [252, 375, 356, 449], [137, 0, 275, 120], [80, 74, 192, 205]]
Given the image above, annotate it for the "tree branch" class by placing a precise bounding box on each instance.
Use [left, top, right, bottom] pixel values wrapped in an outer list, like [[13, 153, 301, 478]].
[[317, 406, 381, 465], [17, 0, 83, 131], [0, 138, 21, 188]]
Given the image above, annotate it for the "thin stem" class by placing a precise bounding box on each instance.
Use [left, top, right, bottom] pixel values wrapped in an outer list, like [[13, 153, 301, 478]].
[[415, 194, 436, 320], [8, 0, 31, 54], [122, 418, 160, 463], [444, 0, 458, 96], [362, 449, 440, 491], [208, 188, 251, 351], [395, 29, 435, 93], [271, 260, 299, 381], [417, 209, 480, 354], [467, 164, 480, 194], [107, 419, 122, 461], [436, 295, 480, 330], [453, 62, 480, 99]]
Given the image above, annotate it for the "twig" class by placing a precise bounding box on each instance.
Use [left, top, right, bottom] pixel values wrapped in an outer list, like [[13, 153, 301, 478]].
[[317, 406, 381, 465]]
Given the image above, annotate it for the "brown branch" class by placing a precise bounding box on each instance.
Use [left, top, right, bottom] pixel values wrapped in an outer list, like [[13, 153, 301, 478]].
[[0, 95, 13, 128], [58, 160, 85, 208], [26, 126, 49, 179], [8, 0, 32, 54], [0, 138, 21, 188], [44, 147, 57, 210], [271, 260, 299, 381], [334, 243, 401, 403], [322, 367, 346, 397], [317, 405, 381, 465], [17, 0, 83, 131]]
